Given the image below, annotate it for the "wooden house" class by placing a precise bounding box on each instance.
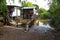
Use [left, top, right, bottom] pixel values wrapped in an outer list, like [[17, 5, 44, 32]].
[[6, 0, 22, 17]]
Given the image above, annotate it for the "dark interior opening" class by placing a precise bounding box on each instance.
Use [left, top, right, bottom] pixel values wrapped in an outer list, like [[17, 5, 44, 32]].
[[23, 9, 33, 19]]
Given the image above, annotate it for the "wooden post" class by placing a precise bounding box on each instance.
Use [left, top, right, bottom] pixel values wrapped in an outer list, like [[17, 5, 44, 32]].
[[26, 24, 29, 31], [16, 7, 18, 27]]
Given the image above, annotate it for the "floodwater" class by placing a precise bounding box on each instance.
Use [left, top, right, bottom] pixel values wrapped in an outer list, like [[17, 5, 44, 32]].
[[29, 22, 54, 32], [0, 22, 57, 40]]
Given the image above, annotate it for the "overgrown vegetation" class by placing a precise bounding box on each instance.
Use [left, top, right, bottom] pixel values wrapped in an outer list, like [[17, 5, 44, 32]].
[[48, 0, 60, 31], [0, 0, 9, 25], [38, 8, 51, 19]]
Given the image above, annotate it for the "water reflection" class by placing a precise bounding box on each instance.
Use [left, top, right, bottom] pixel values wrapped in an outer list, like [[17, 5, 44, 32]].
[[39, 22, 54, 29], [29, 21, 54, 32]]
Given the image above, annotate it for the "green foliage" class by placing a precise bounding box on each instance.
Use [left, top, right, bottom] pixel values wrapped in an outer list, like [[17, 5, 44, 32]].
[[0, 0, 8, 17], [33, 4, 39, 10], [49, 0, 60, 31], [40, 12, 51, 19], [22, 1, 34, 7], [38, 8, 51, 19], [0, 0, 9, 25]]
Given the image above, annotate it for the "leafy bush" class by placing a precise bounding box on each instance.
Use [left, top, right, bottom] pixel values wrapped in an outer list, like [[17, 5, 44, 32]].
[[40, 12, 51, 19]]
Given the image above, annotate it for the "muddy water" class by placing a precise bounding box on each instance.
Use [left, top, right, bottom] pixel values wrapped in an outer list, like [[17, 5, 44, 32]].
[[0, 22, 56, 40]]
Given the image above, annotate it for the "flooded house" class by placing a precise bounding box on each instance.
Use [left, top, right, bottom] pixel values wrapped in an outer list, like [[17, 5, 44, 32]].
[[21, 7, 39, 31], [6, 0, 39, 30]]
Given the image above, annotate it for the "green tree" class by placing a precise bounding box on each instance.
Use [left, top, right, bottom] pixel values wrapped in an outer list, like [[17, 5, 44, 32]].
[[38, 8, 51, 19], [0, 0, 9, 25], [49, 0, 60, 30], [22, 1, 34, 7], [33, 4, 39, 10]]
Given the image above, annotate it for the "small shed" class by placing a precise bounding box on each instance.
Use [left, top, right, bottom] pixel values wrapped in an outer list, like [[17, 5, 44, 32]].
[[22, 7, 38, 19]]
